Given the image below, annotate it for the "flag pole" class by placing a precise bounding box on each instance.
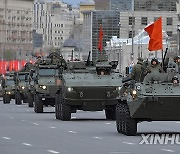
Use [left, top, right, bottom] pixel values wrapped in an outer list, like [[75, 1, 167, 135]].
[[161, 49, 164, 73]]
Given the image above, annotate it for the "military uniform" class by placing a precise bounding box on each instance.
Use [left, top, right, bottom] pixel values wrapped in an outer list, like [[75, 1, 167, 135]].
[[131, 58, 144, 82]]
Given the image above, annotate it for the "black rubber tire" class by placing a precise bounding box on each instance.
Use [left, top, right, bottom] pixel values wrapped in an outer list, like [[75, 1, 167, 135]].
[[55, 94, 61, 119], [116, 103, 125, 133], [34, 94, 43, 113], [116, 103, 137, 136], [3, 95, 10, 104], [15, 91, 22, 105], [28, 92, 34, 108], [59, 91, 71, 121], [105, 108, 116, 120]]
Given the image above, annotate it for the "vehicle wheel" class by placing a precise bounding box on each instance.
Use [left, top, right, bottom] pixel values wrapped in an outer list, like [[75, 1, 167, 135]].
[[15, 91, 22, 105], [116, 103, 137, 136], [3, 95, 10, 104], [59, 92, 71, 121], [28, 92, 34, 107], [116, 103, 125, 133], [34, 94, 43, 113], [105, 108, 116, 120], [55, 94, 61, 119]]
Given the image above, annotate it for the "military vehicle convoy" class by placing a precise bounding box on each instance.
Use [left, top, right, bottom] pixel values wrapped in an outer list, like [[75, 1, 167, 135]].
[[1, 73, 15, 104], [14, 72, 29, 105], [116, 65, 180, 136], [55, 60, 122, 121]]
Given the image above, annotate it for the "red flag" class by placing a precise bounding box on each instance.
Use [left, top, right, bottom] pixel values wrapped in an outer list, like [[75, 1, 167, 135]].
[[98, 24, 104, 52], [144, 17, 163, 51]]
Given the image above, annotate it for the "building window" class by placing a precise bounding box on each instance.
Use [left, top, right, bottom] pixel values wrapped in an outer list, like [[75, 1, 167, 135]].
[[166, 31, 172, 37], [128, 31, 135, 38], [61, 24, 63, 27], [167, 17, 173, 25], [141, 17, 147, 25], [129, 16, 135, 25]]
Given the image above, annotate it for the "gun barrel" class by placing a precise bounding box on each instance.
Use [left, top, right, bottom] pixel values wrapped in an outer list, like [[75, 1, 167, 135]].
[[122, 76, 132, 83]]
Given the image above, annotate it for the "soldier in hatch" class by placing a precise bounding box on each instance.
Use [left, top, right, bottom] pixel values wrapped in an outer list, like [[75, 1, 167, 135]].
[[131, 57, 144, 82]]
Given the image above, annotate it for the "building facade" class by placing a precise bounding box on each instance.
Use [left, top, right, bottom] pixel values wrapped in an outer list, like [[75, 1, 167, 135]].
[[0, 0, 33, 60], [34, 0, 80, 52], [120, 11, 178, 39], [82, 10, 120, 61]]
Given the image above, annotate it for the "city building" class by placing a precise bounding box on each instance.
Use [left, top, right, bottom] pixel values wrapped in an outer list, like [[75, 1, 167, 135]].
[[34, 0, 80, 54], [134, 0, 178, 11], [120, 11, 178, 39], [79, 0, 95, 21], [82, 10, 120, 61], [0, 0, 33, 60], [94, 0, 133, 11]]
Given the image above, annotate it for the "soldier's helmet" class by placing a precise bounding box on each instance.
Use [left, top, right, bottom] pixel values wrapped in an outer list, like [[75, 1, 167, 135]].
[[151, 58, 158, 65], [137, 57, 144, 65], [60, 54, 63, 58]]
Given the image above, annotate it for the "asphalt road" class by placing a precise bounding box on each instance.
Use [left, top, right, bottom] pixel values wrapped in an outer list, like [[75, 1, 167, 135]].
[[0, 98, 180, 154]]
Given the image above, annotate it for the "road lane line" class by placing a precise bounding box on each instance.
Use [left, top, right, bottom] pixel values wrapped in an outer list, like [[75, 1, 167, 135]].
[[161, 149, 175, 153], [47, 150, 60, 154], [27, 110, 30, 112], [122, 142, 135, 145], [175, 122, 180, 124], [68, 131, 77, 134], [93, 137, 103, 139], [109, 152, 131, 154], [33, 123, 39, 126], [22, 143, 32, 146], [2, 137, 11, 140], [50, 127, 56, 129], [9, 117, 14, 119], [105, 122, 111, 125], [21, 120, 26, 122], [71, 117, 76, 119]]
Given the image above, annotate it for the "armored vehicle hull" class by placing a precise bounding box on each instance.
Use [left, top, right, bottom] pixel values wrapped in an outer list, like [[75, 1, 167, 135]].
[[55, 69, 122, 121], [116, 81, 180, 136]]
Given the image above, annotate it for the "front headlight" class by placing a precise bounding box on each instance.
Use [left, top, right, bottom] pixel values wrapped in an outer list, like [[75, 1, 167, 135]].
[[116, 86, 122, 91], [19, 86, 25, 90], [136, 85, 141, 90], [6, 91, 11, 94], [67, 87, 73, 92], [39, 85, 47, 90], [132, 90, 137, 95]]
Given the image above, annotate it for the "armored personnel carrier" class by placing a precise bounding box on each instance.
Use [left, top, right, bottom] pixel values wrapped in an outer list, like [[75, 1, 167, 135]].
[[55, 60, 122, 121], [33, 64, 61, 113], [14, 72, 29, 105], [2, 73, 15, 104], [116, 65, 180, 136]]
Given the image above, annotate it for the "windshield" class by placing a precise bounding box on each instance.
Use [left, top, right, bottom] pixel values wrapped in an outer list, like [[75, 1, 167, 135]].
[[19, 75, 25, 80], [6, 80, 14, 85], [39, 68, 58, 76]]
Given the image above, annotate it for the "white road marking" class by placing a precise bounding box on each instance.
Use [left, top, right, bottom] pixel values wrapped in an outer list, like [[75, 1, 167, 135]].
[[27, 110, 30, 112], [71, 117, 76, 119], [175, 122, 180, 124], [122, 142, 135, 145], [93, 136, 103, 139], [21, 120, 26, 122], [47, 150, 60, 154], [155, 131, 160, 132], [2, 137, 11, 140], [9, 117, 14, 119], [109, 152, 131, 154], [161, 149, 175, 153], [33, 123, 39, 126], [50, 127, 56, 129], [22, 143, 32, 146], [105, 122, 111, 125], [68, 131, 77, 134]]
